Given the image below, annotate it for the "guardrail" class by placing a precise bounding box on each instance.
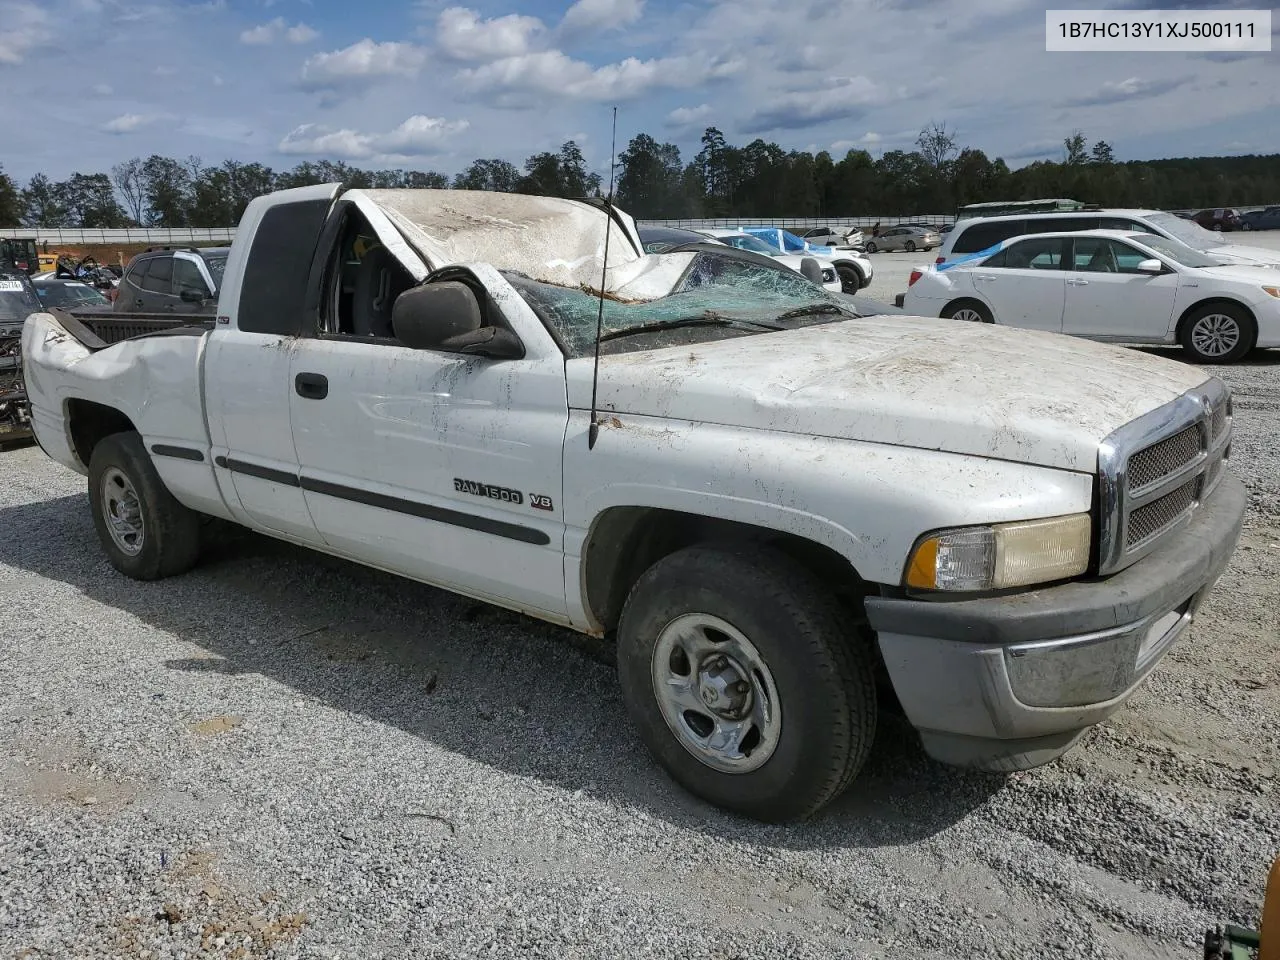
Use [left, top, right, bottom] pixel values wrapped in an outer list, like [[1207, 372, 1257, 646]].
[[1, 227, 237, 244]]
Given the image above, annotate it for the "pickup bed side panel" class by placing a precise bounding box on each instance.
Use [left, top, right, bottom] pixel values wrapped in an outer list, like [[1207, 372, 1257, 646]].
[[559, 410, 1092, 631], [22, 312, 233, 519]]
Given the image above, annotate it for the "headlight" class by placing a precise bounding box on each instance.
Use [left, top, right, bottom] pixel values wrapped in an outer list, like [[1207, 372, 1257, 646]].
[[905, 514, 1091, 591]]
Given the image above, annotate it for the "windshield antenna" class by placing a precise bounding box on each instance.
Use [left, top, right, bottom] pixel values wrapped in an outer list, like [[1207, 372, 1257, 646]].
[[587, 105, 618, 451]]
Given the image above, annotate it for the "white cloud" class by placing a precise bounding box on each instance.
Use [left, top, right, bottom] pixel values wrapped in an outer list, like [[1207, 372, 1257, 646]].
[[666, 104, 712, 129], [285, 22, 318, 43], [0, 1, 50, 64], [560, 0, 643, 34], [830, 132, 883, 151], [278, 115, 470, 160], [436, 7, 544, 61], [92, 82, 113, 96], [241, 16, 318, 45], [742, 76, 881, 133], [102, 113, 152, 134], [459, 51, 743, 105], [300, 38, 427, 91]]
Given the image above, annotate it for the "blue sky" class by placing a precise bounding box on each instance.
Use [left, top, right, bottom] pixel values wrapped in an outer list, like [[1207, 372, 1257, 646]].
[[0, 0, 1276, 183]]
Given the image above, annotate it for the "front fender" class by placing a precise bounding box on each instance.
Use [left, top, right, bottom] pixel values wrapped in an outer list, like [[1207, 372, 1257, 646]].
[[561, 411, 1094, 622]]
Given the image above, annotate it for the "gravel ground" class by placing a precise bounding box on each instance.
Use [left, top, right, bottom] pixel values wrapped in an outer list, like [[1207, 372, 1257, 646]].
[[3, 265, 1280, 958]]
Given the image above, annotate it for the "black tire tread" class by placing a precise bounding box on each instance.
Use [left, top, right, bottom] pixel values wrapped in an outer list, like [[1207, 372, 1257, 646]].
[[1178, 301, 1257, 365], [617, 543, 877, 821], [88, 431, 201, 580]]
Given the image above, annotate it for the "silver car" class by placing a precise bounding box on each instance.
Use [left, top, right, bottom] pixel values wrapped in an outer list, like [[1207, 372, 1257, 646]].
[[798, 226, 865, 249], [864, 225, 941, 253]]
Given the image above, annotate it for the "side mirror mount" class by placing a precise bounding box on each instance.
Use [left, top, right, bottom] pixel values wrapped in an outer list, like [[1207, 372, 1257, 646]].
[[438, 326, 525, 360], [179, 287, 206, 303], [1136, 258, 1164, 274], [392, 280, 521, 358]]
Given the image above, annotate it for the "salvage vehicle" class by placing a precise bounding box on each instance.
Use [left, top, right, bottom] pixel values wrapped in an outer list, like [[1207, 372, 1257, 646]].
[[1242, 206, 1280, 231], [735, 227, 874, 293], [902, 228, 1280, 364], [673, 227, 843, 293], [114, 246, 228, 315], [24, 185, 1246, 822], [0, 272, 37, 443], [864, 225, 941, 254], [637, 224, 839, 290]]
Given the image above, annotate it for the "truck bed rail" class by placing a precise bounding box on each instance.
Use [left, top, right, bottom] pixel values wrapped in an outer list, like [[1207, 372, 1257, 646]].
[[51, 309, 213, 351]]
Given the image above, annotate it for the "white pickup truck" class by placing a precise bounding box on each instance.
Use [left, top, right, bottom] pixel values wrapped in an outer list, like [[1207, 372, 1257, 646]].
[[23, 184, 1246, 822]]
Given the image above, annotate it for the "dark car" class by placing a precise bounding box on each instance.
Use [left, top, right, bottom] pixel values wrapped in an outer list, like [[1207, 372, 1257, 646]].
[[1242, 206, 1280, 231], [0, 271, 39, 442], [32, 275, 113, 312], [1192, 208, 1243, 232], [115, 245, 229, 314]]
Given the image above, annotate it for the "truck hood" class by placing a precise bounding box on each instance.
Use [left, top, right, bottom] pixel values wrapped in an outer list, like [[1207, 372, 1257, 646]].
[[571, 316, 1212, 473]]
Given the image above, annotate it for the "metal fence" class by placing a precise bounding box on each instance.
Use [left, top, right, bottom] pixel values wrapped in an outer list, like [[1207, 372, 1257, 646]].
[[3, 227, 237, 245], [635, 215, 956, 231]]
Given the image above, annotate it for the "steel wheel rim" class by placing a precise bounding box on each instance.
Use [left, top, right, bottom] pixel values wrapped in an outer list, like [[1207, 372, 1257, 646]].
[[953, 307, 985, 323], [1191, 314, 1240, 357], [101, 467, 145, 555], [651, 613, 782, 774]]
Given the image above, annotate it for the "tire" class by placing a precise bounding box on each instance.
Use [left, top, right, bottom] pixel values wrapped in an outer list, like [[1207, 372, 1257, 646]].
[[1179, 302, 1256, 365], [1212, 223, 1223, 231], [1242, 222, 1253, 231], [905, 240, 916, 253], [941, 299, 994, 324], [616, 544, 877, 822], [836, 263, 864, 294], [865, 241, 877, 254], [88, 431, 202, 580]]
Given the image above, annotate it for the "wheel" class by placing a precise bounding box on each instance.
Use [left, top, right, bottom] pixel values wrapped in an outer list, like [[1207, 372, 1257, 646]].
[[1212, 223, 1223, 231], [836, 263, 863, 294], [864, 241, 877, 254], [905, 240, 917, 253], [1179, 303, 1256, 364], [1242, 222, 1253, 231], [88, 431, 202, 580], [941, 299, 994, 324], [616, 545, 877, 822]]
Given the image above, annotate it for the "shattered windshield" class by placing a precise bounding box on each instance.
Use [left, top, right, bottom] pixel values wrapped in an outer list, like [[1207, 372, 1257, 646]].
[[505, 254, 853, 356]]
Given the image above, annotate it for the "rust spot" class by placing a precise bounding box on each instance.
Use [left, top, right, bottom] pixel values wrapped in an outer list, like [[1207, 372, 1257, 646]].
[[608, 416, 623, 429]]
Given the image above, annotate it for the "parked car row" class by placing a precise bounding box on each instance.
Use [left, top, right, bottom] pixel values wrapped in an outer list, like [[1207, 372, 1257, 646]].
[[899, 205, 1280, 364], [20, 184, 1247, 823]]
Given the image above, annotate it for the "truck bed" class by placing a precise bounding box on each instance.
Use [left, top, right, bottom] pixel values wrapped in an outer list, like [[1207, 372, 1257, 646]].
[[52, 308, 214, 351]]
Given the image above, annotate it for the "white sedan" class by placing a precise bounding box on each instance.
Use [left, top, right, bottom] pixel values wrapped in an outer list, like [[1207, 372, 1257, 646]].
[[902, 229, 1280, 364]]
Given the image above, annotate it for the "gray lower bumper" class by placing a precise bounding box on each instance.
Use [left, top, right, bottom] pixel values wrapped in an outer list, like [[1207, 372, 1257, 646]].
[[864, 474, 1246, 772]]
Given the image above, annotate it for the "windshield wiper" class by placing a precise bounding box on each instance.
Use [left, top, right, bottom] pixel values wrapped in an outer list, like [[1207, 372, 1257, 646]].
[[773, 303, 847, 322], [598, 314, 782, 343]]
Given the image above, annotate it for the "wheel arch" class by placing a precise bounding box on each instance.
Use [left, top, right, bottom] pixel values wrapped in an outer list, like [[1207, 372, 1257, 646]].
[[65, 398, 137, 471], [1175, 297, 1258, 339], [940, 296, 992, 321], [580, 506, 872, 637]]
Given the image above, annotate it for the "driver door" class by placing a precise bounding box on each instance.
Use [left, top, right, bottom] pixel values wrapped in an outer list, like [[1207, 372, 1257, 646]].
[[286, 201, 570, 619]]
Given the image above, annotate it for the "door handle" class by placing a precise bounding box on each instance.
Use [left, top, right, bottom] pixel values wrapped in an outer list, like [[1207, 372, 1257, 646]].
[[1067, 278, 1089, 286], [294, 372, 328, 400], [974, 274, 996, 282]]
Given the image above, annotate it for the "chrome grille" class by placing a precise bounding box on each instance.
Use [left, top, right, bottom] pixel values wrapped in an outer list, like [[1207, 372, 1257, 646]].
[[1126, 424, 1201, 492], [1098, 378, 1232, 575], [1210, 403, 1227, 442], [1127, 476, 1200, 548]]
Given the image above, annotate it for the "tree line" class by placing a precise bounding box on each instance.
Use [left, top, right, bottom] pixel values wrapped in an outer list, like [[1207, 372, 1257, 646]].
[[1, 126, 1277, 229]]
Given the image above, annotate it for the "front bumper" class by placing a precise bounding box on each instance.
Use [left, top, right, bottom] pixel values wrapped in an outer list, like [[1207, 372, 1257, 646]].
[[865, 474, 1246, 772]]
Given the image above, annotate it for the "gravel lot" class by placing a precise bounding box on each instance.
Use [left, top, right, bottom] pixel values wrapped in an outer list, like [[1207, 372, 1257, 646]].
[[3, 238, 1280, 959]]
